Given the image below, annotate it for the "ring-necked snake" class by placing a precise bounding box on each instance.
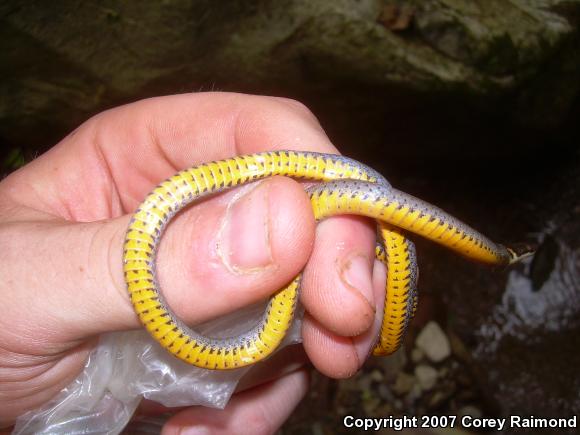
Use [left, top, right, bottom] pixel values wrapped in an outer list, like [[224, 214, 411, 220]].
[[123, 151, 532, 369]]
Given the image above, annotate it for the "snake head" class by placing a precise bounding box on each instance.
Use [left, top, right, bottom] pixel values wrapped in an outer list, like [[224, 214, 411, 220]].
[[506, 242, 537, 264]]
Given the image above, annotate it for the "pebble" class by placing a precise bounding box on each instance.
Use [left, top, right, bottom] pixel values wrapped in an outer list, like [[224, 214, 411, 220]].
[[312, 422, 325, 435], [392, 372, 416, 395], [358, 374, 373, 392], [363, 397, 381, 415], [459, 405, 483, 419], [370, 369, 384, 382], [411, 347, 425, 363], [448, 329, 472, 362], [427, 383, 456, 409], [457, 373, 472, 387], [405, 383, 423, 404], [378, 347, 407, 380], [378, 384, 396, 402], [415, 364, 438, 390], [339, 376, 359, 392], [394, 399, 403, 411], [457, 389, 477, 402], [415, 321, 451, 363], [427, 390, 448, 409], [375, 403, 394, 416]]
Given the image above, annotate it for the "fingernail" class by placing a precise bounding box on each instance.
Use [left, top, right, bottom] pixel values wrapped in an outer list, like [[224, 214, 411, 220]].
[[218, 181, 273, 273], [353, 305, 383, 364], [339, 254, 375, 310], [353, 259, 387, 364]]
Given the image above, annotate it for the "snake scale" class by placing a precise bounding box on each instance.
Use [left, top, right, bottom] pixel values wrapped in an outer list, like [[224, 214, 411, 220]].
[[123, 151, 531, 370]]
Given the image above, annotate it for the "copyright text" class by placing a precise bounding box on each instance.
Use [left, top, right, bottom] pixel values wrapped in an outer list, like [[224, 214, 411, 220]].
[[342, 415, 577, 431]]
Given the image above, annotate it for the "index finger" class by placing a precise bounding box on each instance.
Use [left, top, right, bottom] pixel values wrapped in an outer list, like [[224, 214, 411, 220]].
[[94, 92, 339, 212], [2, 93, 336, 216]]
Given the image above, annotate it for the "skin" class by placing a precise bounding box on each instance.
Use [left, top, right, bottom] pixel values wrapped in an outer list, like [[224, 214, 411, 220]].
[[0, 92, 386, 433]]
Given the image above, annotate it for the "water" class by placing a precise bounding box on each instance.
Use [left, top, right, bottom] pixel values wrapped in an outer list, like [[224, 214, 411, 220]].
[[476, 224, 580, 354]]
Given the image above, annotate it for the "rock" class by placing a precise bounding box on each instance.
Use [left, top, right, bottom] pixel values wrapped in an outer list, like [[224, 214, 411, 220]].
[[430, 381, 456, 409], [456, 373, 473, 387], [405, 384, 423, 405], [411, 347, 425, 363], [339, 375, 359, 392], [375, 403, 394, 416], [378, 346, 407, 381], [448, 329, 473, 363], [393, 399, 403, 411], [458, 405, 483, 419], [415, 321, 451, 363], [378, 384, 396, 402], [456, 389, 478, 403], [357, 373, 373, 392], [312, 422, 325, 435], [428, 387, 454, 410], [427, 391, 445, 409], [392, 372, 416, 396], [362, 397, 381, 416], [3, 0, 578, 156], [415, 364, 438, 390], [370, 369, 384, 382]]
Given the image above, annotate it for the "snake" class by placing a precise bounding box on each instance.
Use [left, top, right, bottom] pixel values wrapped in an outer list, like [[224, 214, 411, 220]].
[[123, 150, 532, 370]]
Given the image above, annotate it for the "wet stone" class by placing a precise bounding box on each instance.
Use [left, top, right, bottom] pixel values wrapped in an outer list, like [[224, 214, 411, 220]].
[[456, 389, 478, 402], [392, 372, 416, 396], [339, 376, 359, 392], [411, 347, 425, 363], [416, 321, 451, 363], [427, 383, 456, 409], [427, 391, 447, 410], [312, 421, 325, 435], [405, 384, 423, 405], [378, 347, 408, 379], [448, 330, 473, 363], [456, 372, 473, 387], [375, 403, 395, 416], [370, 369, 384, 382], [358, 374, 373, 392], [458, 405, 483, 419], [415, 364, 438, 390], [378, 384, 396, 402], [363, 397, 381, 416]]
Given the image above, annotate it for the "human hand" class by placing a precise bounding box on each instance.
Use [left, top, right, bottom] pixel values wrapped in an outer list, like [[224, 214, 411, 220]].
[[0, 93, 386, 432]]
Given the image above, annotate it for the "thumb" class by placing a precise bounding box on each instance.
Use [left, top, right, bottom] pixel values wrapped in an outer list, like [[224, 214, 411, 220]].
[[0, 176, 315, 352]]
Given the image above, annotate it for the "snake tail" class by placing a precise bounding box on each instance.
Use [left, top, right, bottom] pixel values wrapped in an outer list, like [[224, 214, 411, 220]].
[[309, 180, 515, 266]]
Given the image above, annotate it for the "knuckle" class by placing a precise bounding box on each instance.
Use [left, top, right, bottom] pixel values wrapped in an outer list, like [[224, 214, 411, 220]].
[[269, 97, 321, 125], [274, 97, 311, 114], [97, 219, 130, 307]]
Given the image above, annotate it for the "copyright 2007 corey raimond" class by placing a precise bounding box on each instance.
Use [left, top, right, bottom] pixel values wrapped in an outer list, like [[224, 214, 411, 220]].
[[342, 415, 578, 431]]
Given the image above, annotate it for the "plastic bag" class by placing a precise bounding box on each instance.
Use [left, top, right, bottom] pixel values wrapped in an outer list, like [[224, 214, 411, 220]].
[[13, 302, 303, 434]]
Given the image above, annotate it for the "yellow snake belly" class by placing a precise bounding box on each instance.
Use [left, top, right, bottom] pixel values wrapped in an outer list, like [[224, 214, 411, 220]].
[[123, 151, 525, 369]]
